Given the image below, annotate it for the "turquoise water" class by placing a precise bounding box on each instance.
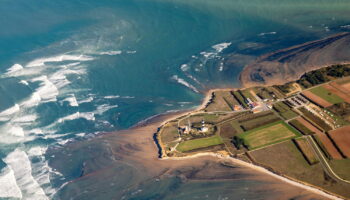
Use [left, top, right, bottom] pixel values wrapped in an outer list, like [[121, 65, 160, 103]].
[[0, 0, 350, 199]]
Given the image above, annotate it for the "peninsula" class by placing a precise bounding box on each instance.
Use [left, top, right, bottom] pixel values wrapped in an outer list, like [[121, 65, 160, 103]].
[[157, 64, 350, 199]]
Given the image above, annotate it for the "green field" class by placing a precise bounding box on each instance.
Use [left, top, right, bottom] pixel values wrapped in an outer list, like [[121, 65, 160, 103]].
[[273, 101, 298, 120], [176, 135, 223, 152], [309, 86, 344, 104], [289, 119, 314, 135], [239, 121, 300, 150]]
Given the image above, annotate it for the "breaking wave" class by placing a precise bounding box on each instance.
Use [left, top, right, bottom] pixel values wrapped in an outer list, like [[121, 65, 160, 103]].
[[26, 54, 94, 68], [0, 167, 22, 199], [4, 149, 49, 200], [99, 50, 122, 55], [171, 75, 199, 93]]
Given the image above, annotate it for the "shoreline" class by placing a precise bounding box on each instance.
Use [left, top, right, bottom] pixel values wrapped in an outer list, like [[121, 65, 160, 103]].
[[153, 82, 348, 200], [240, 32, 350, 87], [161, 152, 344, 200]]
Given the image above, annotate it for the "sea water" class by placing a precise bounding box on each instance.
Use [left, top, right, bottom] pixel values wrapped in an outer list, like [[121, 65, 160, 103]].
[[1, 0, 350, 199]]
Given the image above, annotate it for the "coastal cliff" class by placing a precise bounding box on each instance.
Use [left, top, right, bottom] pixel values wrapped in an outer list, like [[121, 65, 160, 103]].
[[240, 32, 350, 87]]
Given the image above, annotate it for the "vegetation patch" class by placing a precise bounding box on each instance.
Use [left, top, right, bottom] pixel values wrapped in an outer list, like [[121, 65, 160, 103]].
[[289, 119, 315, 135], [298, 107, 332, 131], [328, 102, 350, 123], [232, 90, 248, 108], [241, 89, 256, 102], [176, 135, 223, 152], [329, 159, 350, 180], [273, 101, 298, 120], [294, 138, 319, 165], [296, 64, 350, 89], [309, 86, 344, 104], [205, 91, 234, 112], [238, 121, 300, 150]]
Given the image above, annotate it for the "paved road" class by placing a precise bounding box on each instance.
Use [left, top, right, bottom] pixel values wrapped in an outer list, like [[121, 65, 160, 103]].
[[306, 135, 350, 184]]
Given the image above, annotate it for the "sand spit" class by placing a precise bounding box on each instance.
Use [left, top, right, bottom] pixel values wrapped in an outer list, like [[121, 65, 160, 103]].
[[240, 32, 350, 87]]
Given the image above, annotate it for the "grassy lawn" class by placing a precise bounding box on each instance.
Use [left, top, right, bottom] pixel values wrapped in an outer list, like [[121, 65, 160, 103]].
[[289, 119, 314, 135], [273, 101, 298, 120], [309, 86, 344, 104], [294, 138, 319, 165], [239, 121, 301, 150], [329, 159, 350, 180], [241, 89, 256, 102], [251, 140, 350, 198], [177, 135, 223, 152]]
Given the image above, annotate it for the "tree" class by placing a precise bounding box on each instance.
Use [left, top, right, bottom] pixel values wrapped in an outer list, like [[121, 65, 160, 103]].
[[232, 136, 244, 150]]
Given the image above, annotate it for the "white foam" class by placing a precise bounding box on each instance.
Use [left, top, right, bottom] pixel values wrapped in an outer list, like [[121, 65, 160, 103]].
[[58, 112, 95, 123], [31, 76, 59, 102], [12, 114, 37, 123], [78, 96, 94, 104], [171, 75, 199, 93], [9, 126, 24, 137], [27, 146, 47, 157], [51, 66, 86, 89], [218, 62, 224, 71], [6, 64, 23, 74], [99, 50, 122, 55], [95, 104, 118, 115], [62, 94, 79, 107], [0, 104, 20, 121], [186, 74, 202, 86], [29, 128, 43, 135], [180, 64, 190, 72], [212, 42, 231, 52], [80, 112, 95, 122], [21, 92, 42, 107], [66, 62, 81, 67], [27, 146, 57, 196], [0, 167, 22, 199], [104, 95, 120, 99], [57, 112, 80, 123], [258, 32, 277, 36], [26, 54, 94, 68], [4, 149, 49, 200], [75, 132, 86, 137], [341, 24, 350, 29], [200, 51, 216, 58], [121, 96, 135, 99], [0, 104, 20, 117], [20, 80, 29, 85], [126, 50, 136, 54]]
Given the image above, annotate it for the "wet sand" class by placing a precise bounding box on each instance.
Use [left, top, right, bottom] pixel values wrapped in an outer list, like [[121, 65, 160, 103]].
[[240, 32, 350, 87], [48, 111, 332, 200]]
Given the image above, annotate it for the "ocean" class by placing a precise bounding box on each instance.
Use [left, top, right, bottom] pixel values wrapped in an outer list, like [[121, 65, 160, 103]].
[[0, 0, 350, 199]]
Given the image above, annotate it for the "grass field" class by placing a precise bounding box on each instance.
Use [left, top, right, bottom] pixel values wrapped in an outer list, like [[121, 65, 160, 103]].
[[329, 159, 350, 180], [239, 121, 300, 150], [273, 101, 298, 120], [232, 91, 248, 108], [309, 86, 344, 104], [294, 138, 319, 165], [241, 89, 256, 102], [176, 135, 223, 152], [250, 140, 350, 198], [289, 118, 315, 135], [205, 91, 233, 112]]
